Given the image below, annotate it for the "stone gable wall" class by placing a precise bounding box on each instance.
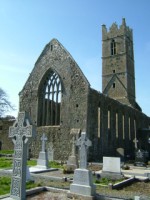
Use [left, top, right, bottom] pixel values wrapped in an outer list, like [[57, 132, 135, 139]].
[[19, 39, 90, 160]]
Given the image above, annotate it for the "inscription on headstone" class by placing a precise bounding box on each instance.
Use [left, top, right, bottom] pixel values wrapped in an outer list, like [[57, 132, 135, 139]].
[[9, 112, 36, 200]]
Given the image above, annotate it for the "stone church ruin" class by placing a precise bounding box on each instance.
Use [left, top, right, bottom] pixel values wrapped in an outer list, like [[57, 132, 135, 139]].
[[1, 19, 150, 162]]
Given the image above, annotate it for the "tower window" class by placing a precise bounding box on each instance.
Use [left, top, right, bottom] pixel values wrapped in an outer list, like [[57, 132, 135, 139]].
[[111, 39, 116, 55], [113, 83, 116, 88], [113, 70, 115, 73]]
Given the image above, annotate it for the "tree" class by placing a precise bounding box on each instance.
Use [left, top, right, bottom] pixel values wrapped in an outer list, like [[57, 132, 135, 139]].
[[0, 88, 15, 117]]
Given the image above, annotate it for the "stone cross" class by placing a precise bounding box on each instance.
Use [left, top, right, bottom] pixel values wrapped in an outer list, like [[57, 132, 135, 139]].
[[133, 138, 139, 149], [71, 135, 76, 156], [41, 133, 47, 152], [76, 132, 92, 169], [9, 112, 36, 200], [70, 129, 80, 157]]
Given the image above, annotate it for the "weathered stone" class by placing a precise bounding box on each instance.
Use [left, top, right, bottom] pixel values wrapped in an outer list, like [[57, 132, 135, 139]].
[[70, 132, 95, 197], [76, 132, 91, 169], [37, 133, 49, 169], [134, 149, 147, 167], [66, 129, 80, 170], [48, 142, 54, 161], [9, 112, 36, 200]]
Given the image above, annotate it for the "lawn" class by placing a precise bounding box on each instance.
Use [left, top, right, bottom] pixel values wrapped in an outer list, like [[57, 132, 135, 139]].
[[0, 176, 41, 196], [0, 150, 14, 155], [0, 157, 64, 169], [0, 157, 37, 169]]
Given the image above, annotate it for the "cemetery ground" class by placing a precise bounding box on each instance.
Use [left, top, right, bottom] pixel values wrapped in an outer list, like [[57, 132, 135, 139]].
[[0, 153, 150, 199]]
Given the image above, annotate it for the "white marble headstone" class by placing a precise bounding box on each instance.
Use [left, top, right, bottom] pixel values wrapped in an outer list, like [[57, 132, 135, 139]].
[[103, 157, 121, 173]]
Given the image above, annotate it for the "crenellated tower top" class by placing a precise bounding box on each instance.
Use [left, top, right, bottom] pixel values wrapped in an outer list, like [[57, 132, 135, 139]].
[[102, 18, 133, 41]]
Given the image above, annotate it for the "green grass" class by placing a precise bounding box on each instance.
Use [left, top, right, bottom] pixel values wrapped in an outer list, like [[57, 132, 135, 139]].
[[0, 158, 63, 169], [0, 158, 37, 169], [27, 159, 37, 166], [27, 160, 64, 168], [94, 177, 125, 185], [49, 161, 64, 169], [0, 150, 14, 155], [0, 177, 41, 196], [0, 176, 11, 195], [0, 157, 13, 168]]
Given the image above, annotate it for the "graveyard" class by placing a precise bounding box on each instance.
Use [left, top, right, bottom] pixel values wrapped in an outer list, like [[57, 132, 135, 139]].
[[0, 112, 149, 200], [0, 155, 150, 199]]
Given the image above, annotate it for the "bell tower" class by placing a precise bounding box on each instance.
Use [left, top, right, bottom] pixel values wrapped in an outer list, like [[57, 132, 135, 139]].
[[102, 18, 140, 110]]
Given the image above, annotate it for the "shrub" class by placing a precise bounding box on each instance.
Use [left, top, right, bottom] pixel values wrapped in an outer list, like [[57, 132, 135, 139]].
[[122, 165, 130, 170], [63, 165, 74, 174]]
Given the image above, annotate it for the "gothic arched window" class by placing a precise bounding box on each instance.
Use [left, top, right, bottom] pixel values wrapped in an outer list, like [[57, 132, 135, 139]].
[[39, 70, 62, 126], [111, 39, 116, 55]]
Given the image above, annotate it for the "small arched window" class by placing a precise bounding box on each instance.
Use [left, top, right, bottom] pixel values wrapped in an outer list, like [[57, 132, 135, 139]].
[[39, 70, 62, 126], [111, 39, 116, 55]]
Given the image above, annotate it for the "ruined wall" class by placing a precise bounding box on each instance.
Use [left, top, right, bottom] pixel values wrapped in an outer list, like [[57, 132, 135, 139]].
[[0, 118, 14, 150], [87, 88, 150, 161]]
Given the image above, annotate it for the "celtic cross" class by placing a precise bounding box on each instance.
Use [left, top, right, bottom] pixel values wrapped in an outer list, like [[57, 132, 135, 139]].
[[76, 132, 91, 169], [9, 112, 36, 200], [41, 133, 47, 152]]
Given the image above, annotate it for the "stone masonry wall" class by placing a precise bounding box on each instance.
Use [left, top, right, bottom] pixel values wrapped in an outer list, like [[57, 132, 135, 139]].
[[0, 118, 14, 150], [19, 39, 90, 160], [87, 88, 150, 161]]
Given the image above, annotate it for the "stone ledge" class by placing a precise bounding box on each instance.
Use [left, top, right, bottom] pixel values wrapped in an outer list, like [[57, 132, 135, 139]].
[[67, 192, 95, 200]]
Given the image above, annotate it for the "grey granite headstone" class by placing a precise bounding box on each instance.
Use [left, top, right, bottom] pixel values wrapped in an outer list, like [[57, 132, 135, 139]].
[[70, 132, 95, 197], [37, 133, 49, 169], [48, 142, 54, 161], [9, 112, 36, 200], [66, 129, 80, 170], [134, 149, 147, 167], [77, 132, 91, 169]]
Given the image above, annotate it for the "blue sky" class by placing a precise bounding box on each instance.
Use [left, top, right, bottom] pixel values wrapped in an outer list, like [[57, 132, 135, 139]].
[[0, 0, 150, 117]]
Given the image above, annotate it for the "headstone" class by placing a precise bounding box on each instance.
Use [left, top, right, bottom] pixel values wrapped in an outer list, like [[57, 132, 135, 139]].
[[37, 133, 49, 169], [134, 149, 147, 167], [101, 157, 123, 179], [77, 131, 92, 169], [103, 157, 121, 173], [133, 138, 139, 149], [48, 142, 54, 161], [9, 112, 36, 200], [70, 132, 96, 197], [66, 129, 80, 170]]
